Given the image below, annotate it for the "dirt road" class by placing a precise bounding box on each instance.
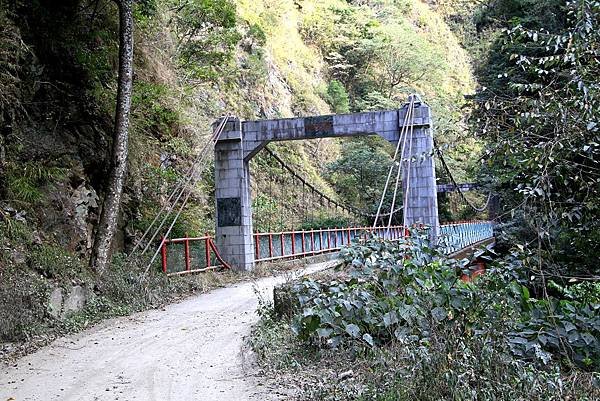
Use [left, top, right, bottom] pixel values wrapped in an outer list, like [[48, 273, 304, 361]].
[[0, 261, 333, 401]]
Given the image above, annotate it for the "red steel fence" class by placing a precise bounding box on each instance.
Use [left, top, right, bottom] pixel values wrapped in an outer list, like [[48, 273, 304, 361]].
[[160, 235, 231, 276], [253, 226, 407, 262], [161, 226, 406, 275], [160, 221, 494, 275]]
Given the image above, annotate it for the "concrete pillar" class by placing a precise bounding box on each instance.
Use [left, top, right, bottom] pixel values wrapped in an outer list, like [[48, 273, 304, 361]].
[[214, 117, 255, 271], [401, 100, 440, 241]]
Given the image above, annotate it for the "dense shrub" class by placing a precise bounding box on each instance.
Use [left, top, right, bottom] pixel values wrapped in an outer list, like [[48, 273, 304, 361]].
[[290, 234, 600, 370], [252, 233, 599, 400], [168, 0, 241, 81], [324, 80, 350, 114], [473, 0, 600, 277]]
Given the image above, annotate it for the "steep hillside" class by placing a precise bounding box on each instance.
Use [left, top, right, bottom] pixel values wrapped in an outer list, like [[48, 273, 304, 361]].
[[0, 0, 476, 345]]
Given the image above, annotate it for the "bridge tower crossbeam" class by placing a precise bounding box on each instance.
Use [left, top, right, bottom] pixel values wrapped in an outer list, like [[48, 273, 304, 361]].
[[214, 97, 439, 271]]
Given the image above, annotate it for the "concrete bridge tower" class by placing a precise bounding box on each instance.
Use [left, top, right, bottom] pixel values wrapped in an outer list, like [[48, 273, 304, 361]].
[[213, 97, 439, 271]]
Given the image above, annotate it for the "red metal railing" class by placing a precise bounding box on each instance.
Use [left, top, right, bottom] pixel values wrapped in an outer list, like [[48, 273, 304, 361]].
[[161, 226, 406, 275], [160, 221, 493, 275], [253, 226, 406, 262], [161, 234, 231, 276]]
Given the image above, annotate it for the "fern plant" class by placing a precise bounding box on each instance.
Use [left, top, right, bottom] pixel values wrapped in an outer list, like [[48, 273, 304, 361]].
[[5, 162, 68, 204]]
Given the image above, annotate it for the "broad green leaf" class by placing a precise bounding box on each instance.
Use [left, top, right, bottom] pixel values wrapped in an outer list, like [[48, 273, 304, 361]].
[[383, 311, 398, 327], [317, 328, 333, 338], [431, 307, 447, 322], [521, 286, 530, 301], [345, 323, 360, 338]]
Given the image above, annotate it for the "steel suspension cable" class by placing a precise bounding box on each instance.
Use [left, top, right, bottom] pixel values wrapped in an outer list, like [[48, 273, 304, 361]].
[[138, 117, 230, 257], [401, 109, 415, 231], [387, 101, 414, 229], [262, 146, 403, 219], [373, 96, 415, 228], [143, 118, 230, 272], [144, 169, 201, 273], [434, 138, 492, 213], [129, 116, 229, 258]]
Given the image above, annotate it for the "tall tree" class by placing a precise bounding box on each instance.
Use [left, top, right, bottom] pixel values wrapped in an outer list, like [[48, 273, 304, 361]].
[[92, 0, 133, 275], [474, 0, 600, 277]]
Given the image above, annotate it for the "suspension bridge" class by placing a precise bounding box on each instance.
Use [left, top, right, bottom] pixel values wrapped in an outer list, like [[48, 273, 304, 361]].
[[132, 95, 495, 275]]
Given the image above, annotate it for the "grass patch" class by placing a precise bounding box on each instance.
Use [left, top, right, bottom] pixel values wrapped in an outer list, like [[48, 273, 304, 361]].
[[0, 268, 51, 342], [4, 162, 69, 205], [29, 244, 88, 281]]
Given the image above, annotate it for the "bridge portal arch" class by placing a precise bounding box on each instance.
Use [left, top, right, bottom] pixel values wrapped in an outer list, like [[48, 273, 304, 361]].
[[213, 96, 439, 271]]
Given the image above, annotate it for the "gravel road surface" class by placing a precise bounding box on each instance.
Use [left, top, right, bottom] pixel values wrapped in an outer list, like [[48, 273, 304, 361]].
[[0, 261, 334, 401]]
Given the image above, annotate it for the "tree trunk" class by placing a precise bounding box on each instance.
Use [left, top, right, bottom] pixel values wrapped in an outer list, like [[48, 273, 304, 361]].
[[92, 0, 134, 275]]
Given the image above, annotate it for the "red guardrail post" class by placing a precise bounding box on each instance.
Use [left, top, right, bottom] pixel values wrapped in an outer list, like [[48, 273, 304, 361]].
[[161, 236, 167, 273], [280, 233, 285, 257], [255, 232, 260, 260], [317, 230, 320, 253], [291, 230, 296, 256], [184, 233, 191, 272], [310, 230, 315, 254], [205, 233, 211, 268], [301, 231, 306, 255], [269, 233, 274, 258], [347, 227, 351, 245]]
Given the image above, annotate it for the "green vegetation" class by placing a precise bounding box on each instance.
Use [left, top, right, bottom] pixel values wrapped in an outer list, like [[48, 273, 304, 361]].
[[5, 162, 68, 205], [0, 210, 272, 343], [3, 5, 597, 401], [324, 80, 350, 114], [471, 0, 599, 278], [326, 137, 394, 215], [298, 215, 353, 231], [299, 0, 474, 118], [168, 0, 241, 81], [0, 268, 50, 341], [0, 6, 27, 126], [292, 0, 482, 220], [251, 2, 600, 399], [293, 235, 599, 368], [29, 244, 88, 281], [131, 81, 180, 139], [253, 235, 600, 399]]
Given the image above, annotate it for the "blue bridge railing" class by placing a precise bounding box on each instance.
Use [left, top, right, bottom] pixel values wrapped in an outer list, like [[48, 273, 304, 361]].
[[439, 220, 495, 255]]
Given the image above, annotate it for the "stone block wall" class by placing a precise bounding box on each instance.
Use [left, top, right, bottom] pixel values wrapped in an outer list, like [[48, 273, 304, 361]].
[[401, 104, 440, 239], [214, 118, 255, 271]]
